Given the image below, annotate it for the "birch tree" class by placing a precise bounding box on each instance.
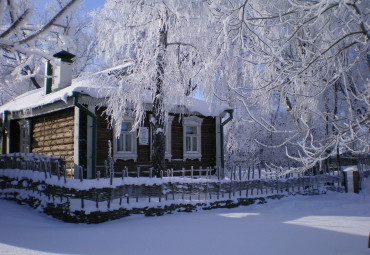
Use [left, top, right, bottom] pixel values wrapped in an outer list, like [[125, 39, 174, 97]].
[[94, 0, 214, 175], [208, 0, 369, 171], [0, 0, 93, 103]]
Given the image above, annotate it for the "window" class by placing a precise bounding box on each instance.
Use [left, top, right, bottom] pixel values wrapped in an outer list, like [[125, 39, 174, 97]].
[[117, 122, 133, 152], [113, 118, 137, 161], [183, 116, 203, 160], [19, 119, 31, 153]]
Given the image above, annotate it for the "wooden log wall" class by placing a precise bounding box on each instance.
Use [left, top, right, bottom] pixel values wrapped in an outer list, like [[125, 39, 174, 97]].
[[31, 108, 75, 169], [96, 107, 113, 169], [112, 113, 151, 172], [95, 108, 217, 176], [167, 116, 216, 171]]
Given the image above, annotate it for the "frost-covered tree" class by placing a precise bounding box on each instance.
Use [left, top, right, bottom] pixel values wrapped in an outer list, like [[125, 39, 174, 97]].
[[0, 0, 94, 103], [207, 0, 370, 171], [94, 0, 215, 175], [44, 0, 97, 78]]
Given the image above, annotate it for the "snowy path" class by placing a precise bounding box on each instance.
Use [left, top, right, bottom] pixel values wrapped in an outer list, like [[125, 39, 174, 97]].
[[0, 180, 369, 255]]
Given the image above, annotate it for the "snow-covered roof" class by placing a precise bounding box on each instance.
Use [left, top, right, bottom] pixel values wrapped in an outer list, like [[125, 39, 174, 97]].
[[0, 72, 229, 117]]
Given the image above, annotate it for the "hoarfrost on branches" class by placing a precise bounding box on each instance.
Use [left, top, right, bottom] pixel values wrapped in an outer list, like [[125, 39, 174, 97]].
[[94, 0, 219, 174], [94, 0, 215, 132], [0, 0, 95, 103], [207, 0, 369, 171]]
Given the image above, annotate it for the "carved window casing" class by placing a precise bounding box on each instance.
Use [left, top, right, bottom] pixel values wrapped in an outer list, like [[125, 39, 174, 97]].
[[183, 116, 203, 161], [113, 117, 137, 161]]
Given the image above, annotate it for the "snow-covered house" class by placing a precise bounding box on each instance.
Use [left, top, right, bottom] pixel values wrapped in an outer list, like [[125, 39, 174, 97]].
[[0, 51, 232, 179]]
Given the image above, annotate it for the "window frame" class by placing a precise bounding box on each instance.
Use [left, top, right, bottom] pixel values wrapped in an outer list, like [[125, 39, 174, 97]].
[[165, 116, 174, 161], [113, 117, 137, 162], [183, 116, 203, 161]]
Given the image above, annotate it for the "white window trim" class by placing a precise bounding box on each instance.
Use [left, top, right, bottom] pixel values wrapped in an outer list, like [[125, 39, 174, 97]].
[[183, 116, 203, 161], [19, 119, 31, 153], [113, 117, 137, 162], [165, 116, 174, 161]]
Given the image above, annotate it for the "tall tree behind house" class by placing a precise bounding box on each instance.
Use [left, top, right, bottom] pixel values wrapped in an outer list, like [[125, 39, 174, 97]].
[[93, 0, 216, 175]]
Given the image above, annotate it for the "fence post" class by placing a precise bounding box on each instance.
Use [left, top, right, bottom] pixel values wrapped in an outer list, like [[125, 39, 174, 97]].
[[191, 166, 194, 179], [81, 194, 84, 209], [63, 165, 67, 184], [137, 167, 140, 178], [239, 165, 242, 181], [80, 166, 83, 182], [239, 181, 242, 197], [108, 191, 111, 209], [150, 168, 153, 178], [246, 182, 249, 198], [171, 168, 174, 178], [258, 165, 261, 180], [217, 183, 220, 200], [199, 166, 202, 178], [57, 161, 60, 180], [172, 183, 175, 200], [96, 193, 99, 208], [42, 159, 47, 179], [182, 168, 185, 178], [229, 182, 232, 199], [104, 160, 108, 178], [48, 160, 52, 178], [205, 183, 208, 200]]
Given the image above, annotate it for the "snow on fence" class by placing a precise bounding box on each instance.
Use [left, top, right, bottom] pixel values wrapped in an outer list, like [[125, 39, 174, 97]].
[[0, 167, 348, 223], [0, 153, 66, 179], [0, 153, 369, 223]]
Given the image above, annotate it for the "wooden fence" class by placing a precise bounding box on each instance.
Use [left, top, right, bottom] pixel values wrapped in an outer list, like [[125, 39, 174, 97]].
[[0, 153, 66, 178], [1, 154, 370, 223]]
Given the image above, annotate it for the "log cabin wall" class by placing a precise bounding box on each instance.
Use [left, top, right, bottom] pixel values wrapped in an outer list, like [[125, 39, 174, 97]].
[[96, 107, 113, 170], [112, 113, 152, 172], [167, 116, 216, 170], [31, 108, 75, 169], [94, 108, 216, 175]]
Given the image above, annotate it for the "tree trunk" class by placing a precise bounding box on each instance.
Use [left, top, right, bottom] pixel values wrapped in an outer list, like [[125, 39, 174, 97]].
[[151, 18, 167, 177]]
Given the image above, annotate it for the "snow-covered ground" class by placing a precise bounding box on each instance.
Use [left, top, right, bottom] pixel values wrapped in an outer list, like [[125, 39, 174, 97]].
[[0, 179, 369, 255]]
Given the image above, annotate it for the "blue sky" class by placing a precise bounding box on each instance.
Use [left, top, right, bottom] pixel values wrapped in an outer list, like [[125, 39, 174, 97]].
[[35, 0, 104, 14], [81, 0, 105, 12]]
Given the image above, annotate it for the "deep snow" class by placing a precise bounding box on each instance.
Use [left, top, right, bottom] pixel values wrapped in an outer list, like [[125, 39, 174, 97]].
[[0, 179, 369, 255]]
